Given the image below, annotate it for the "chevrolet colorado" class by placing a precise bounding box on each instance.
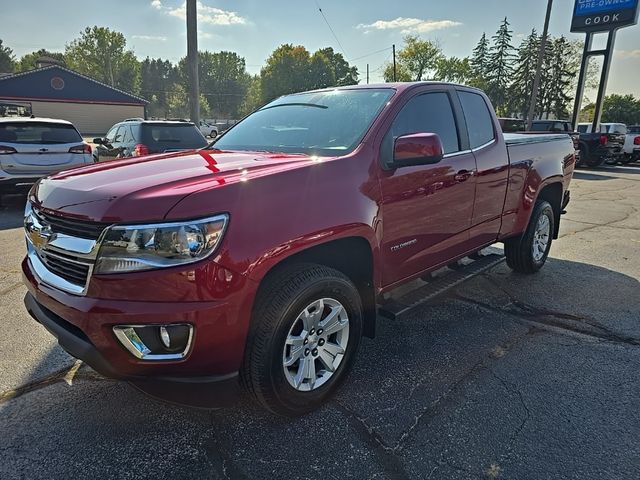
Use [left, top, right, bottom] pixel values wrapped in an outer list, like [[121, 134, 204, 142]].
[[22, 83, 575, 416]]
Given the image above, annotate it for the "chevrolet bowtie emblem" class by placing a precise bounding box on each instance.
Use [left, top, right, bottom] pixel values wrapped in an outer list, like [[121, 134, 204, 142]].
[[25, 214, 55, 250]]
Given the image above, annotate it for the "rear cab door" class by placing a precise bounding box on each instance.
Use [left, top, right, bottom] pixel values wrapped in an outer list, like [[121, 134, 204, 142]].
[[455, 88, 510, 248], [0, 121, 88, 175]]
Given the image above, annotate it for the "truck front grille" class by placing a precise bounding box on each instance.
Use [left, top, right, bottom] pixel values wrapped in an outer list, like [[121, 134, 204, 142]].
[[39, 210, 107, 240], [38, 250, 92, 286]]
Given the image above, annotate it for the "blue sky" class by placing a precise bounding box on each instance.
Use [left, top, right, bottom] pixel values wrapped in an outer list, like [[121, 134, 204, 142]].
[[3, 0, 640, 96]]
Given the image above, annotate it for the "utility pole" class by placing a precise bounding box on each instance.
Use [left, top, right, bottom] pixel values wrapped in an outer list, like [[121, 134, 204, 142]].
[[366, 64, 369, 84], [186, 0, 200, 124], [392, 44, 397, 82], [527, 0, 553, 130]]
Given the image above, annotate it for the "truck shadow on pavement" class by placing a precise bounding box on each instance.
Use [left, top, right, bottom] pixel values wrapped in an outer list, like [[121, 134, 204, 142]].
[[1, 256, 639, 480]]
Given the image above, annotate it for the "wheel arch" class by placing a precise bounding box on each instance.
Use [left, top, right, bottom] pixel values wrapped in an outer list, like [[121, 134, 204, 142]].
[[252, 236, 377, 338], [535, 182, 563, 239]]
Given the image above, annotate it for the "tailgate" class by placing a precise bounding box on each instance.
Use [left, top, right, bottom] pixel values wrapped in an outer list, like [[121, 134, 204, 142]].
[[0, 143, 82, 174]]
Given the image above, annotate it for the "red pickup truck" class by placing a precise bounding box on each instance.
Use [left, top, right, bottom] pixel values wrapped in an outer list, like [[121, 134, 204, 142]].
[[22, 83, 575, 416]]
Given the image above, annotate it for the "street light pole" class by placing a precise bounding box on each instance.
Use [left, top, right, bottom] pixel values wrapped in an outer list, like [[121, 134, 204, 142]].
[[527, 0, 553, 130], [186, 0, 200, 124]]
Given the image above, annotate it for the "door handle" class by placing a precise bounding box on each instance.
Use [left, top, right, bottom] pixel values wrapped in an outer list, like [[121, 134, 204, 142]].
[[454, 170, 474, 182]]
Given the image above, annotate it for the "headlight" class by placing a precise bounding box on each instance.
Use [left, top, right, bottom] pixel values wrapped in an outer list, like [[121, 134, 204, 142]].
[[95, 214, 228, 274]]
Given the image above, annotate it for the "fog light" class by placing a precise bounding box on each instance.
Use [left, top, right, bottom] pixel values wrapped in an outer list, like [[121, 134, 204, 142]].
[[113, 324, 193, 361]]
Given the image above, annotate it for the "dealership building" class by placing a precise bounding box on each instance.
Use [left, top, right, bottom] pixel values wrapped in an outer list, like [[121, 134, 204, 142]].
[[0, 64, 148, 135]]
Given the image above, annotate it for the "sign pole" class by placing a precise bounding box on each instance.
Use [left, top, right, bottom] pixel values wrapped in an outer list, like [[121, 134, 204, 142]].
[[590, 30, 617, 132], [570, 0, 638, 130], [571, 32, 592, 129]]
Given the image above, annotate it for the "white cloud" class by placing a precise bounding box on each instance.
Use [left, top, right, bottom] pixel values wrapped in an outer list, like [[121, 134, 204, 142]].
[[132, 34, 167, 41], [167, 1, 247, 26], [615, 49, 640, 59], [357, 17, 462, 35], [151, 0, 162, 10]]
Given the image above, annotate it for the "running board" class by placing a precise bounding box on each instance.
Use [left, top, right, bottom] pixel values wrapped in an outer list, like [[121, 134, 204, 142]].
[[378, 253, 505, 320]]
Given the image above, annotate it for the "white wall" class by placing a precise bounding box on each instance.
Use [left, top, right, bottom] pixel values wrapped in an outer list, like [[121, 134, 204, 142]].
[[13, 100, 145, 135]]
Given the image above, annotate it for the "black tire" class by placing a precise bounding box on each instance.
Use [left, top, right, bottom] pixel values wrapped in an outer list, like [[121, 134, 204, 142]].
[[241, 263, 363, 416], [504, 200, 555, 274], [585, 153, 604, 167]]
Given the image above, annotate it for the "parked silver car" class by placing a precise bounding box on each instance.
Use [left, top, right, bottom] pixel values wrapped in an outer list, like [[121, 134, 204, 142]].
[[0, 117, 93, 194]]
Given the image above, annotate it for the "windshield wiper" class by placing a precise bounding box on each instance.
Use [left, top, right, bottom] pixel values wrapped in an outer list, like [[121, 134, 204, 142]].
[[260, 102, 328, 111]]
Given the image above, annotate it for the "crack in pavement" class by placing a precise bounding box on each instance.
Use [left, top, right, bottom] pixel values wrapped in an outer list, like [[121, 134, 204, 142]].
[[480, 275, 640, 347], [452, 287, 640, 347], [0, 364, 111, 405]]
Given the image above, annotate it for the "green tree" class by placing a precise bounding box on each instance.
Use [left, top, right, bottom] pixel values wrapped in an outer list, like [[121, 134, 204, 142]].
[[507, 29, 539, 118], [179, 51, 251, 118], [383, 36, 442, 82], [434, 56, 473, 84], [16, 49, 66, 72], [314, 47, 358, 86], [539, 36, 573, 120], [470, 33, 489, 80], [486, 18, 514, 114], [260, 44, 314, 102], [140, 57, 178, 118], [0, 39, 15, 73], [240, 75, 264, 116], [65, 26, 141, 94], [601, 94, 640, 125]]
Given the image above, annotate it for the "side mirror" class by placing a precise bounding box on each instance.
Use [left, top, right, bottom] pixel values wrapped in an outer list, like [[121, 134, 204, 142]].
[[92, 137, 104, 145], [393, 133, 444, 168]]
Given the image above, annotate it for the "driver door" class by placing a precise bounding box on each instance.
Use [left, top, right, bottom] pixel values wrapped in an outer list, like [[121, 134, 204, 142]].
[[378, 88, 478, 287]]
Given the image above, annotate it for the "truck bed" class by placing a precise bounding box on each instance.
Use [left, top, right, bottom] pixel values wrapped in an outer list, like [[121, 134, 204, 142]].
[[503, 133, 573, 146]]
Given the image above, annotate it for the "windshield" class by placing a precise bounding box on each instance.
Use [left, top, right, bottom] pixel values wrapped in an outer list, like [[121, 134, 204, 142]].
[[629, 126, 640, 134], [0, 122, 82, 144], [213, 88, 394, 156]]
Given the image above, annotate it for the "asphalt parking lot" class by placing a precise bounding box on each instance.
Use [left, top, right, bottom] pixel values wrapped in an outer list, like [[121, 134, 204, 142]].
[[1, 165, 639, 480]]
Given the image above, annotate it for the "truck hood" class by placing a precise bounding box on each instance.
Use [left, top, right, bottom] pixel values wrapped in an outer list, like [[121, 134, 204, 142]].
[[33, 149, 317, 222]]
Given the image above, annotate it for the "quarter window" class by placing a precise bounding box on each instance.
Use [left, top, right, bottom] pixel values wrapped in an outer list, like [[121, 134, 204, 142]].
[[458, 91, 496, 149]]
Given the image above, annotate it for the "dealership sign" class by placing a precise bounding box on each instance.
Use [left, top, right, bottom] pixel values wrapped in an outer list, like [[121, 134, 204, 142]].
[[571, 0, 639, 32]]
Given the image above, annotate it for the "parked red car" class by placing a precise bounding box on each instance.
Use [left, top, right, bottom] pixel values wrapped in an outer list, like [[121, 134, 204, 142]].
[[22, 82, 575, 415]]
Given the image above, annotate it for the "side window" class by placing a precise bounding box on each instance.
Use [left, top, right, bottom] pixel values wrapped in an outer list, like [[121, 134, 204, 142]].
[[390, 92, 460, 154], [105, 125, 119, 142], [458, 91, 496, 149], [112, 126, 124, 143], [120, 125, 133, 144]]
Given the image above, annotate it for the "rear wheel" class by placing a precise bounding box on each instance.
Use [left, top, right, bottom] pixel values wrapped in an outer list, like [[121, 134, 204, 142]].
[[241, 263, 362, 416], [505, 200, 555, 274], [585, 153, 604, 167]]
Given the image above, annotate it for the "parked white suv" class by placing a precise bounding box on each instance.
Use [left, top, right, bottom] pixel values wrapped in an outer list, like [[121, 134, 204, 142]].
[[0, 117, 93, 194], [198, 120, 219, 138], [623, 125, 640, 163]]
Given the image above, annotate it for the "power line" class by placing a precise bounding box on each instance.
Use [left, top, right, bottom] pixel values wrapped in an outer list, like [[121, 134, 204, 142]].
[[351, 46, 393, 63], [313, 0, 348, 59]]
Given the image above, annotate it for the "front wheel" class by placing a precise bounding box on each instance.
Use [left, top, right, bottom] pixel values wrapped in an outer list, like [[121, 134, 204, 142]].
[[241, 263, 363, 416], [504, 200, 555, 274]]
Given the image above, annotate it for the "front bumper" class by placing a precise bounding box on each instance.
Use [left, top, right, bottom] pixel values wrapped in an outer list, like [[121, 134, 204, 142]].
[[22, 250, 259, 407], [24, 292, 240, 407]]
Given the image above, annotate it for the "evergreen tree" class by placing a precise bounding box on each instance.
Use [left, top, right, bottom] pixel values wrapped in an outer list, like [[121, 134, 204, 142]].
[[508, 29, 539, 118], [486, 18, 514, 114], [0, 39, 15, 73], [542, 36, 573, 119], [470, 33, 489, 81]]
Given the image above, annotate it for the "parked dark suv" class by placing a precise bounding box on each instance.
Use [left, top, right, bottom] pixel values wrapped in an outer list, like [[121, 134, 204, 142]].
[[93, 119, 208, 162]]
